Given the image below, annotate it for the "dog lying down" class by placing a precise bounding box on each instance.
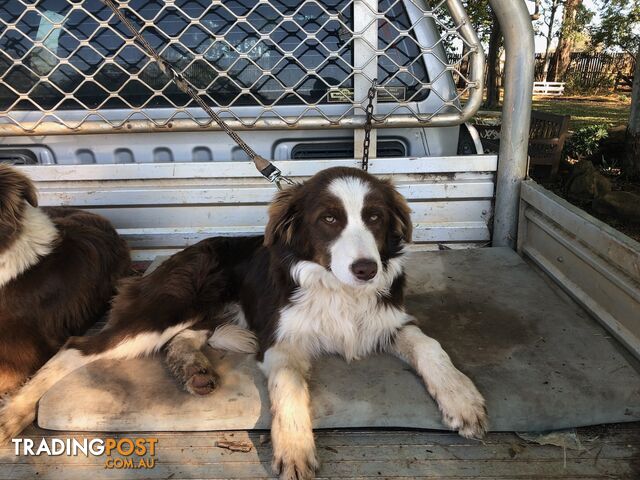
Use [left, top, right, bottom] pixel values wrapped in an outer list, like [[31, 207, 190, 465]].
[[0, 164, 130, 396], [0, 166, 487, 480]]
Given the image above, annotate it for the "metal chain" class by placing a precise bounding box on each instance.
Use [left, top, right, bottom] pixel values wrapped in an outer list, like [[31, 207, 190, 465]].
[[361, 78, 377, 171], [101, 0, 293, 189]]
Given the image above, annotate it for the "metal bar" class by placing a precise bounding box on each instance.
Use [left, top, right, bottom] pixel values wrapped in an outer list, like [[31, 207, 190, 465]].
[[0, 0, 486, 137], [353, 0, 378, 159], [446, 0, 485, 118], [489, 0, 534, 249], [20, 155, 498, 181], [0, 113, 484, 137]]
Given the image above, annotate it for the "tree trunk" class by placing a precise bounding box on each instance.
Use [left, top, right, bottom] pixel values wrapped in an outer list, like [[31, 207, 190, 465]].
[[485, 12, 501, 108], [624, 48, 640, 177], [457, 44, 469, 89], [541, 0, 559, 81], [547, 0, 581, 82]]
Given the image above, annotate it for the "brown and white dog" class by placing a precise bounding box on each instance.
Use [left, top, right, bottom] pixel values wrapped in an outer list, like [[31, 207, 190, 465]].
[[0, 164, 130, 395], [0, 167, 486, 479]]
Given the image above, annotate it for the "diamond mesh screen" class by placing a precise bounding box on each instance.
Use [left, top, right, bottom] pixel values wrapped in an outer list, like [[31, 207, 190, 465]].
[[0, 0, 483, 135]]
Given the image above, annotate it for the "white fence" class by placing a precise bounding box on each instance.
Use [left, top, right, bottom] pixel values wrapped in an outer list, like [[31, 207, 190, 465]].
[[533, 82, 565, 96]]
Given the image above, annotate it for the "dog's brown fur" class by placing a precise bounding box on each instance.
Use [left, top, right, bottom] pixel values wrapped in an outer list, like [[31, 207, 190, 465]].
[[0, 165, 131, 395]]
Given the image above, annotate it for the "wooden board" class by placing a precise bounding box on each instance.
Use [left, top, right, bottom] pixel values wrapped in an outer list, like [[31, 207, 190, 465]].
[[1, 424, 638, 479]]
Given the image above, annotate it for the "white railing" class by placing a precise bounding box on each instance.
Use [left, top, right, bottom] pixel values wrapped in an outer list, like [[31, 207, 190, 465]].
[[533, 81, 565, 96]]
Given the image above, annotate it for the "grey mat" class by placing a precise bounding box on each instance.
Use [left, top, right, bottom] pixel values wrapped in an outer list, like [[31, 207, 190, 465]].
[[38, 247, 640, 432]]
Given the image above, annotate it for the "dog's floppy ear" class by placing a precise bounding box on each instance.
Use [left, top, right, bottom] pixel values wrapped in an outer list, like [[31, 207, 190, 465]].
[[384, 180, 412, 243], [0, 164, 38, 208], [21, 177, 38, 208], [264, 184, 302, 247]]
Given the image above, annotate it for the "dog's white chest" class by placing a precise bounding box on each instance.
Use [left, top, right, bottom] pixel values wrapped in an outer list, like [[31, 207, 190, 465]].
[[276, 279, 409, 361]]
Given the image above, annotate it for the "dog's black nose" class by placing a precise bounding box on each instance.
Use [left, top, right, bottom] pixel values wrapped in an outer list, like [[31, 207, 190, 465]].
[[350, 259, 378, 281]]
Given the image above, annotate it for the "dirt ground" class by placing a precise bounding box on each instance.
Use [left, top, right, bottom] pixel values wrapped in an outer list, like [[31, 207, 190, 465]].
[[536, 170, 640, 243]]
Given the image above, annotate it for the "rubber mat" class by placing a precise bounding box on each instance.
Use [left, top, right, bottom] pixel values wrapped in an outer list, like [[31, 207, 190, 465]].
[[37, 247, 640, 432]]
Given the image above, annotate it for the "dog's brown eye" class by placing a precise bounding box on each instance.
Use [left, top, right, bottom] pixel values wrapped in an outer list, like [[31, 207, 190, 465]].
[[368, 214, 380, 222], [323, 215, 336, 224]]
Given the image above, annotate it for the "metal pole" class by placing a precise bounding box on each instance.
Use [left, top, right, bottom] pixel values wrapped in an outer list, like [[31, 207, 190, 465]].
[[488, 0, 534, 249], [353, 0, 378, 159]]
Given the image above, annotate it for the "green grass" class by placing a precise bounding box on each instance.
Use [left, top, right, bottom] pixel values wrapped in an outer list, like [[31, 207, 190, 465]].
[[531, 96, 631, 131], [479, 95, 631, 131]]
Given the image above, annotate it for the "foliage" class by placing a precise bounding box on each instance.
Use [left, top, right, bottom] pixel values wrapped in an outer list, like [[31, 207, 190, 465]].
[[535, 0, 562, 42], [564, 124, 609, 159], [572, 3, 595, 43], [461, 0, 493, 44], [564, 71, 616, 94], [590, 0, 640, 54], [554, 0, 594, 45]]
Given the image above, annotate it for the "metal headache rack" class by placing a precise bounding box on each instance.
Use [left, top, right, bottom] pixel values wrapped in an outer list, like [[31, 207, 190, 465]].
[[0, 0, 534, 251], [0, 0, 484, 134]]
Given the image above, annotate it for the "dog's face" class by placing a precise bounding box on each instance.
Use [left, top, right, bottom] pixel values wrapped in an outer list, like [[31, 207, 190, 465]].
[[265, 167, 412, 287], [0, 164, 38, 254]]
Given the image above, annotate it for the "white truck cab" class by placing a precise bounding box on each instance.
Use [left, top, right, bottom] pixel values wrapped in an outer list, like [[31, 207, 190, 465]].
[[0, 0, 481, 166]]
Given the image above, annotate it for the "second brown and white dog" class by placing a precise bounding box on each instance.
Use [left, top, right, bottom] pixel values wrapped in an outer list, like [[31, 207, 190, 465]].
[[0, 164, 130, 396], [0, 166, 487, 480]]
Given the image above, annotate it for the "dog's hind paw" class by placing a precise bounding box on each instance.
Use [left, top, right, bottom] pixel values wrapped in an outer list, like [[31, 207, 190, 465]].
[[184, 364, 219, 396], [0, 403, 31, 446]]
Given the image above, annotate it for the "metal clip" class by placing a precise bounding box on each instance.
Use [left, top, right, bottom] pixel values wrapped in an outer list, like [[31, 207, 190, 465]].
[[266, 168, 295, 191]]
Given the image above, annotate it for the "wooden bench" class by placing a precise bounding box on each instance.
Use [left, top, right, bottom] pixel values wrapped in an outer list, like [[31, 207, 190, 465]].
[[615, 73, 633, 91], [533, 81, 566, 96], [474, 110, 570, 178], [529, 110, 570, 177]]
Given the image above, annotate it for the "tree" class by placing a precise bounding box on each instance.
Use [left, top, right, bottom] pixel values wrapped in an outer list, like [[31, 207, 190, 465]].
[[536, 0, 562, 80], [547, 0, 581, 81], [485, 11, 502, 108], [546, 0, 593, 81], [462, 1, 539, 107], [590, 0, 640, 176], [456, 1, 491, 89], [462, 0, 502, 107]]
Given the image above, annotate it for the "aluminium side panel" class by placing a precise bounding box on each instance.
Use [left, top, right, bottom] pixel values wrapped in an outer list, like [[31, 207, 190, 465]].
[[21, 156, 497, 260], [519, 180, 640, 359]]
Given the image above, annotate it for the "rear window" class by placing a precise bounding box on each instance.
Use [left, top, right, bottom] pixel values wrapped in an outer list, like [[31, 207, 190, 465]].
[[0, 0, 430, 111]]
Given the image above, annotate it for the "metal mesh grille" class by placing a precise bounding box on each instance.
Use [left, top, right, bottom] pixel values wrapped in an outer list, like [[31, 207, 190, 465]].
[[0, 0, 483, 135]]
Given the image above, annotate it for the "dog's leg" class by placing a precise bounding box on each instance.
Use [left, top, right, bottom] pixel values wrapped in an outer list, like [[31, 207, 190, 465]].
[[259, 345, 318, 480], [389, 324, 488, 439], [164, 329, 218, 396], [164, 317, 259, 396], [0, 321, 193, 445], [0, 369, 25, 398]]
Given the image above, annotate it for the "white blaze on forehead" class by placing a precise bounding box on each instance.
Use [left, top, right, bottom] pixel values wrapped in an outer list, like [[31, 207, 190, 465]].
[[328, 176, 382, 286], [328, 176, 370, 223]]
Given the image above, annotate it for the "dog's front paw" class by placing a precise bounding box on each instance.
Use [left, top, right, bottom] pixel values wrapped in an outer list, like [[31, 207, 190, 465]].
[[272, 447, 318, 480], [435, 370, 488, 439], [270, 423, 318, 480]]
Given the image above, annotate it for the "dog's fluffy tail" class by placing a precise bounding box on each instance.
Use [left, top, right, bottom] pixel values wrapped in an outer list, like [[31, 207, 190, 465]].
[[209, 324, 258, 354]]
